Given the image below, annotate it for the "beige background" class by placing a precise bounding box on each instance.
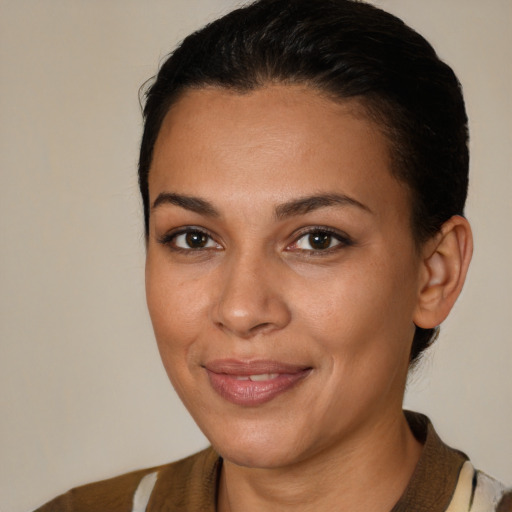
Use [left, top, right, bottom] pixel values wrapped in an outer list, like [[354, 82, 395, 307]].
[[0, 1, 510, 510]]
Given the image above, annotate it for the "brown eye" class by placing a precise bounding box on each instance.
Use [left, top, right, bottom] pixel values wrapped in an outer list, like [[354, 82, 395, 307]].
[[185, 231, 209, 248], [290, 228, 352, 253], [294, 231, 339, 251], [167, 229, 221, 250], [308, 233, 332, 250]]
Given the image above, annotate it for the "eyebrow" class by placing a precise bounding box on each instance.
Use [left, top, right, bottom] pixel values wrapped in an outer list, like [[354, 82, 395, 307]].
[[151, 191, 372, 219], [152, 192, 220, 217], [274, 193, 372, 219]]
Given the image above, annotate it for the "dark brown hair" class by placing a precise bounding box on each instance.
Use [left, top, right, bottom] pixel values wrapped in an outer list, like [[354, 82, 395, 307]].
[[138, 0, 469, 365]]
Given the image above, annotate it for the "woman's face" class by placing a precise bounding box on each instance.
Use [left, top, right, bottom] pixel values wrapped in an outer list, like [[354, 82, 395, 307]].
[[145, 85, 423, 469]]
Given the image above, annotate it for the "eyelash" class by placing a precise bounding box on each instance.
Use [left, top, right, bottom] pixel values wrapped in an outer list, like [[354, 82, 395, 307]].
[[287, 226, 353, 255], [157, 227, 221, 254], [157, 226, 353, 255]]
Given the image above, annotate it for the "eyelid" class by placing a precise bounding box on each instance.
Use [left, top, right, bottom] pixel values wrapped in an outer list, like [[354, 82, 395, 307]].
[[286, 226, 353, 253], [157, 226, 222, 251], [156, 225, 352, 254]]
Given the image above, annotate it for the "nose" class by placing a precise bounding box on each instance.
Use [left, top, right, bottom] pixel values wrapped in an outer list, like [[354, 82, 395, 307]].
[[212, 252, 292, 338]]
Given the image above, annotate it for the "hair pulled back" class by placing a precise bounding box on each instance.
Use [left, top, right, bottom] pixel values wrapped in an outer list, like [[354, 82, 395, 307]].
[[139, 0, 469, 365]]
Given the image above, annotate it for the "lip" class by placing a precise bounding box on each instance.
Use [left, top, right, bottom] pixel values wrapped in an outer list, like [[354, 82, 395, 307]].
[[204, 359, 312, 406]]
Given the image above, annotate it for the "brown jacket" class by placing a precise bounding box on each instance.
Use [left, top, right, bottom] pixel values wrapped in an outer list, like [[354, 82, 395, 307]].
[[34, 412, 510, 512]]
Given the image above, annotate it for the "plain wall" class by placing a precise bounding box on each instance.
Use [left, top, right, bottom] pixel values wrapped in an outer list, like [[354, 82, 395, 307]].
[[0, 1, 510, 510]]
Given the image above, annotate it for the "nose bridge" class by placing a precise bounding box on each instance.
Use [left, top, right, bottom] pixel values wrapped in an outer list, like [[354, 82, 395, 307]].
[[212, 246, 291, 338]]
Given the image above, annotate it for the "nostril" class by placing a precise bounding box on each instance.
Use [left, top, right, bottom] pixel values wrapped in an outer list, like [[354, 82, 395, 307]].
[[248, 322, 273, 335], [214, 319, 275, 339]]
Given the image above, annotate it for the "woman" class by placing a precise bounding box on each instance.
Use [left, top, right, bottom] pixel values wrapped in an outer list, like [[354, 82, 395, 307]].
[[34, 0, 510, 510]]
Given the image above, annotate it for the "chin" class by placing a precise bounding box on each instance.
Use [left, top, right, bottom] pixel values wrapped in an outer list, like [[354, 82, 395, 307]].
[[215, 441, 298, 469], [204, 417, 311, 469]]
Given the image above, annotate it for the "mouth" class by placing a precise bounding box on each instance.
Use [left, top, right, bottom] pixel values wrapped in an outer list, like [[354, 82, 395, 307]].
[[204, 359, 312, 406]]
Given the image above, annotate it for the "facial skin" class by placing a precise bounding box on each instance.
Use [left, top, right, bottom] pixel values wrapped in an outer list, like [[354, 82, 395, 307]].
[[146, 85, 427, 507]]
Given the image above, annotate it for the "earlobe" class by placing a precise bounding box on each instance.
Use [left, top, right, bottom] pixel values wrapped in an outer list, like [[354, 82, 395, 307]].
[[413, 215, 473, 329]]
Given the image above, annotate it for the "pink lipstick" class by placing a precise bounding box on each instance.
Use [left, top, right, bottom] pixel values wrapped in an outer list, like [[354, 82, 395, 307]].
[[204, 359, 311, 406]]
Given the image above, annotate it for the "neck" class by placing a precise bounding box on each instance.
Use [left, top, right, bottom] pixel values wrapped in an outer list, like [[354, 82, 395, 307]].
[[217, 411, 422, 512]]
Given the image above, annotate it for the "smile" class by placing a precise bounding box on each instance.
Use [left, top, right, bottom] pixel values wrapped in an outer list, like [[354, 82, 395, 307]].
[[204, 360, 312, 406], [234, 374, 279, 381]]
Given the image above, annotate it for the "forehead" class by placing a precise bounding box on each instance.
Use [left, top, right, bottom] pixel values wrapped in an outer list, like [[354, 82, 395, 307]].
[[149, 84, 408, 219], [155, 85, 379, 154]]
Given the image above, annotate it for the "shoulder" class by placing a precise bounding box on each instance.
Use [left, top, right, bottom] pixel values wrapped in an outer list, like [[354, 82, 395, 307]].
[[447, 460, 512, 512], [32, 448, 219, 512], [397, 412, 510, 512]]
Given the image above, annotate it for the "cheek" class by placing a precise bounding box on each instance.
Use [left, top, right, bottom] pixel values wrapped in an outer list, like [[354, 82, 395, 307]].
[[298, 262, 416, 417], [145, 256, 210, 361], [145, 259, 211, 408], [295, 252, 418, 363]]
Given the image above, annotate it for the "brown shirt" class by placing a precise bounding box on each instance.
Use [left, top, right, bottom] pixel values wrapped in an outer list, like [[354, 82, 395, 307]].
[[34, 412, 510, 512]]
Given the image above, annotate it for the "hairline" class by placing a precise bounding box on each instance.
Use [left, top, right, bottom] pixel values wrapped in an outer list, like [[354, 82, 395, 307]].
[[143, 80, 426, 250]]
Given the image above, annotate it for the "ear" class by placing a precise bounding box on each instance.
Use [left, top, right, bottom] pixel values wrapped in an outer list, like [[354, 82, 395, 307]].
[[413, 215, 473, 329]]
